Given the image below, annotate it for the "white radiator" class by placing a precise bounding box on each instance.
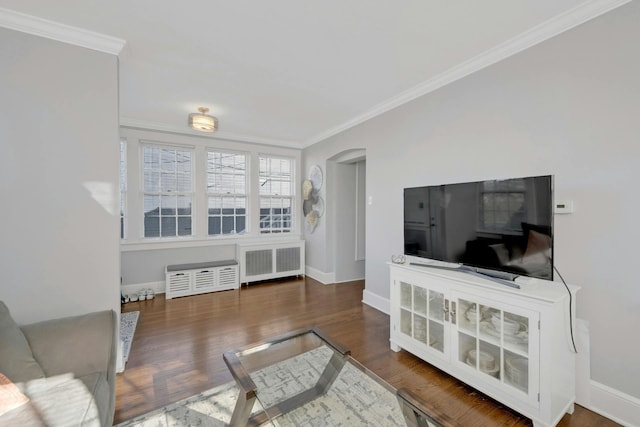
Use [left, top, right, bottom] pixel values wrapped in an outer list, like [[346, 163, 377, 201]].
[[237, 241, 305, 284]]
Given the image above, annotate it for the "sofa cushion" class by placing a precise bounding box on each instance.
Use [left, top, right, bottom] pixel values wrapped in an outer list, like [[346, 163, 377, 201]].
[[0, 301, 45, 383], [2, 373, 101, 427], [20, 310, 115, 379]]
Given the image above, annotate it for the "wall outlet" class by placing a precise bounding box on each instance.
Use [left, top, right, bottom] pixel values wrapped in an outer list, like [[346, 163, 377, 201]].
[[554, 200, 574, 214]]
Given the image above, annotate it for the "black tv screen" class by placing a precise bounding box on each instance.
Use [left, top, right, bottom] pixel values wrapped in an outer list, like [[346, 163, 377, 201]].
[[404, 175, 553, 280]]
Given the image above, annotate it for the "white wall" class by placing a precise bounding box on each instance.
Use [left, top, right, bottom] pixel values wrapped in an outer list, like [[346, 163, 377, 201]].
[[302, 2, 640, 402], [0, 28, 120, 324]]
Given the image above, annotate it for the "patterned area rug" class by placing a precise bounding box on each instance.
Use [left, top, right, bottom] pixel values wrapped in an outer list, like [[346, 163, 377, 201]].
[[120, 311, 139, 363], [115, 346, 410, 427]]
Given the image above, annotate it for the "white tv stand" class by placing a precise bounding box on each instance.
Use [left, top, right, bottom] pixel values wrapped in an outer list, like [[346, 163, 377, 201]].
[[389, 262, 580, 427]]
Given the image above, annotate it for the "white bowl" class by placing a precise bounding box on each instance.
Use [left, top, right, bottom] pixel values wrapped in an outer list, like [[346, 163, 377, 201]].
[[491, 314, 520, 335]]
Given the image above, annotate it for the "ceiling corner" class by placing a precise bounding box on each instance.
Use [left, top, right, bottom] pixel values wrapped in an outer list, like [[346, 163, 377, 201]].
[[0, 7, 126, 55]]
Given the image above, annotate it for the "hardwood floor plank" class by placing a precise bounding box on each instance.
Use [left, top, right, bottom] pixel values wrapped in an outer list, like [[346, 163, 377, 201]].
[[115, 277, 618, 426]]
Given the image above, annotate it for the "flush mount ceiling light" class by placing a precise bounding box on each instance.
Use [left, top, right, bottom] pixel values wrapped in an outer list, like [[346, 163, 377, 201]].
[[188, 107, 218, 132]]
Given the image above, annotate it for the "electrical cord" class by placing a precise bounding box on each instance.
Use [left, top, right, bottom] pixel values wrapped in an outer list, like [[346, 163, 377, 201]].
[[553, 265, 578, 354]]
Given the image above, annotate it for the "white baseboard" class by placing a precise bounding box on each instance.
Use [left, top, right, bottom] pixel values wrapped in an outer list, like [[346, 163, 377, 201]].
[[334, 276, 365, 284], [121, 281, 165, 297], [304, 266, 335, 285], [588, 381, 640, 427], [362, 289, 390, 315]]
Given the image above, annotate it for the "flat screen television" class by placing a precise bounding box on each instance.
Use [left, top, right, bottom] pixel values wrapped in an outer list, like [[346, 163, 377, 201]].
[[404, 175, 553, 280]]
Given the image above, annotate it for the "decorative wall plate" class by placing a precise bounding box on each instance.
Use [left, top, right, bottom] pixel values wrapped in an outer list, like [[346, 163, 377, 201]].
[[305, 210, 318, 233], [309, 165, 323, 190], [302, 179, 313, 200], [312, 196, 325, 217], [303, 199, 314, 216]]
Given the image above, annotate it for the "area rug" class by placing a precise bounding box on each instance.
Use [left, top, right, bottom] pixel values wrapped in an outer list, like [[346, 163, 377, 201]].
[[114, 346, 411, 427], [120, 311, 139, 363]]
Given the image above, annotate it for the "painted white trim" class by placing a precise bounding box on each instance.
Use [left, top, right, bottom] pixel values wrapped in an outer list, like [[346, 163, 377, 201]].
[[588, 381, 640, 427], [362, 290, 390, 315], [0, 7, 126, 55], [304, 266, 335, 285], [302, 0, 631, 147], [121, 119, 301, 149], [121, 234, 303, 252], [121, 281, 165, 297], [334, 276, 365, 285]]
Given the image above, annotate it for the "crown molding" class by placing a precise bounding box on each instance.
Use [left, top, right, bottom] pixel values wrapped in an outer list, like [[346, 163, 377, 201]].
[[120, 117, 303, 149], [0, 7, 126, 55], [302, 0, 631, 148]]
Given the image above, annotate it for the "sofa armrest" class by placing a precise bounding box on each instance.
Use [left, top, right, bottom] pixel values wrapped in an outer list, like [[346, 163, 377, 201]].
[[20, 310, 117, 381]]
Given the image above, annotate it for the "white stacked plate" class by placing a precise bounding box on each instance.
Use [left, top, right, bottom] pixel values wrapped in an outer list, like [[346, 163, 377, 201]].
[[466, 349, 500, 377], [505, 357, 528, 389]]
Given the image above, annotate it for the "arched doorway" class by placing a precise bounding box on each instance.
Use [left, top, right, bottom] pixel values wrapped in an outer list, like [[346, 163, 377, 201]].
[[327, 149, 366, 282]]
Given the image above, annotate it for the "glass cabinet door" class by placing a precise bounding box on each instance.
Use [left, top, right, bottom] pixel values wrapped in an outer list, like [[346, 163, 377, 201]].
[[453, 294, 538, 403], [398, 281, 446, 355]]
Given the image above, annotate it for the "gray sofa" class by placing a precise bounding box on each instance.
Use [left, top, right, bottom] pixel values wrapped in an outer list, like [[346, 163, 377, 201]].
[[0, 301, 117, 426]]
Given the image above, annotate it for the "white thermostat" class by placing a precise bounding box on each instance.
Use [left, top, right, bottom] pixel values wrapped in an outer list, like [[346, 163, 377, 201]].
[[554, 200, 574, 214]]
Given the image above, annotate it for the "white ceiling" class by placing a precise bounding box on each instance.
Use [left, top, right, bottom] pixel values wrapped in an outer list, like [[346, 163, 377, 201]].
[[0, 0, 626, 148]]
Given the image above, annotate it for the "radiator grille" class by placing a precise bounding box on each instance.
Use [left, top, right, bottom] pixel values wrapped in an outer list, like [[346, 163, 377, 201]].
[[238, 241, 304, 284], [276, 247, 301, 272], [246, 249, 273, 276]]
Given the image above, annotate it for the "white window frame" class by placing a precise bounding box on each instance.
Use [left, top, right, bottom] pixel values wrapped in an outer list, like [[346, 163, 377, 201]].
[[141, 143, 195, 239], [258, 154, 295, 234], [206, 150, 249, 236]]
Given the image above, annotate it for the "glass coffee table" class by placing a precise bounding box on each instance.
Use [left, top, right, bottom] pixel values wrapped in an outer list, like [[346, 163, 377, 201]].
[[223, 326, 458, 427]]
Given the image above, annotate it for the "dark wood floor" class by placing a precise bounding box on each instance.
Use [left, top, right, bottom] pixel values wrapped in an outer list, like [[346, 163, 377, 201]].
[[115, 277, 618, 426]]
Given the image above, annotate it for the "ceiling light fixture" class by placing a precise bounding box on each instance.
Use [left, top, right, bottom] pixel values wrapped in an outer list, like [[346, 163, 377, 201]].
[[189, 107, 218, 132]]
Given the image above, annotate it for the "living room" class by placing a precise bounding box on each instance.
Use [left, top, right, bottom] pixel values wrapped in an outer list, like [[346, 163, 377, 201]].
[[1, 1, 639, 426]]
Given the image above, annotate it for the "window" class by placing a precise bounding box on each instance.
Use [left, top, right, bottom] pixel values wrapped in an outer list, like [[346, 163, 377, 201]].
[[259, 155, 293, 234], [479, 179, 526, 233], [120, 139, 127, 239], [207, 151, 247, 235], [142, 145, 193, 238]]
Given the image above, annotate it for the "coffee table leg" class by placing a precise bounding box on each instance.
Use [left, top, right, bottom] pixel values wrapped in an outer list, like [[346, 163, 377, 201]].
[[397, 388, 452, 427], [315, 352, 348, 394], [229, 389, 256, 427], [399, 399, 432, 427]]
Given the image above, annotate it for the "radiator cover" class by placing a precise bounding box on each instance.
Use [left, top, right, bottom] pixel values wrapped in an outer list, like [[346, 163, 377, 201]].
[[238, 241, 305, 284]]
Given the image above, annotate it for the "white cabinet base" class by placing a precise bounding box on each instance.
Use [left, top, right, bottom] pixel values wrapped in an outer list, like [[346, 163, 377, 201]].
[[390, 262, 580, 427]]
